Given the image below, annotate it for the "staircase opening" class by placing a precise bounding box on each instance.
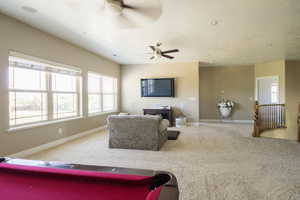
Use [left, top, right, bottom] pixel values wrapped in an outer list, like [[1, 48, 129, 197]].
[[253, 101, 286, 137]]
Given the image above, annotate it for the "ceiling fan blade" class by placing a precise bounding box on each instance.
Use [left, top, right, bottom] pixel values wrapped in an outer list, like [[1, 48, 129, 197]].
[[103, 0, 161, 29], [122, 4, 134, 9], [149, 46, 155, 51], [161, 49, 179, 54], [162, 54, 174, 59], [122, 0, 161, 12], [120, 0, 135, 9], [120, 0, 162, 28]]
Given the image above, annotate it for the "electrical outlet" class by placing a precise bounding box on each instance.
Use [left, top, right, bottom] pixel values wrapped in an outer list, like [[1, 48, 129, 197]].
[[58, 128, 63, 135]]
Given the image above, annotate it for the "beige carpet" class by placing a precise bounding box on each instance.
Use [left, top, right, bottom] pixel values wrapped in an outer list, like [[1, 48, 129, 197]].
[[26, 123, 300, 200]]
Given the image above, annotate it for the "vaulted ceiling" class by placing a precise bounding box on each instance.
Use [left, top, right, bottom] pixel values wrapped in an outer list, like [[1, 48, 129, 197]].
[[0, 0, 300, 66]]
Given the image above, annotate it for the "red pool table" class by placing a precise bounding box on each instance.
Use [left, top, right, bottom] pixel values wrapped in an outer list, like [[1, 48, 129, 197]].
[[0, 157, 179, 200]]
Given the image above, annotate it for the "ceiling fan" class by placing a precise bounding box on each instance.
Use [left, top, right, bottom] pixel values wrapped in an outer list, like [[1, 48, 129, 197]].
[[103, 0, 162, 28], [149, 43, 179, 60]]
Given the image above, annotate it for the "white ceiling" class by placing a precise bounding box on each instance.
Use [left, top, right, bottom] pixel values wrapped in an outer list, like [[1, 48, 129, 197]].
[[0, 0, 300, 66]]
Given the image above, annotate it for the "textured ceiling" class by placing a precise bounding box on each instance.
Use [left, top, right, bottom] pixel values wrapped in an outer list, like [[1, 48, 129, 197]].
[[0, 0, 300, 66]]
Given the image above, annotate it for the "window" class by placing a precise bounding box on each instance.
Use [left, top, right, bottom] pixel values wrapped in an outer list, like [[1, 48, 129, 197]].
[[52, 73, 79, 119], [9, 67, 47, 126], [271, 82, 279, 103], [9, 55, 82, 127], [88, 73, 117, 114]]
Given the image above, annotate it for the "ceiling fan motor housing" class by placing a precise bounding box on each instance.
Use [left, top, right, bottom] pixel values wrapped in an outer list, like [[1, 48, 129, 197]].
[[155, 48, 162, 56], [105, 0, 123, 16]]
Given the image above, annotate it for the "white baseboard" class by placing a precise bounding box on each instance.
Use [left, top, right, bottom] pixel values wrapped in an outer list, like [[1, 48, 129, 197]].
[[8, 125, 107, 158], [187, 122, 203, 126], [190, 119, 254, 125]]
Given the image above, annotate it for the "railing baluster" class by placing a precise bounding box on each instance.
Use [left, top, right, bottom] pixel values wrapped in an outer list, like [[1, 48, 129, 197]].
[[272, 106, 276, 128], [276, 106, 277, 127], [253, 102, 286, 137], [272, 105, 273, 128], [275, 105, 276, 128], [280, 105, 282, 127], [268, 105, 270, 129], [269, 105, 270, 129], [282, 105, 284, 127], [276, 105, 278, 128], [278, 105, 280, 127], [262, 106, 264, 130], [271, 105, 273, 129], [279, 105, 282, 128], [265, 106, 267, 130]]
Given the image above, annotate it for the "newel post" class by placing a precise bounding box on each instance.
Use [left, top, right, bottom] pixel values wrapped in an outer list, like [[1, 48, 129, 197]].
[[253, 101, 260, 137], [298, 103, 300, 143]]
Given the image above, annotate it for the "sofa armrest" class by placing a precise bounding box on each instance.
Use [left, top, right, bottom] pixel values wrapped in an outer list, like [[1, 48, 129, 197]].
[[159, 119, 169, 132]]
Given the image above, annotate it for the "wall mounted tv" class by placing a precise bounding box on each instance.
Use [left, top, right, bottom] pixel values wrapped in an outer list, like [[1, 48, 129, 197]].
[[141, 78, 175, 97]]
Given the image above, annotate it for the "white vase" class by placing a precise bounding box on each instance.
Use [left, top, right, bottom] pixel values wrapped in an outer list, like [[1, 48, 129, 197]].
[[219, 107, 232, 118]]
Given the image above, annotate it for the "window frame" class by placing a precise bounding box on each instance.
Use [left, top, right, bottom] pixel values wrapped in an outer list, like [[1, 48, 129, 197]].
[[9, 67, 49, 126], [255, 76, 280, 104], [87, 72, 118, 116], [8, 55, 83, 129], [51, 72, 81, 120], [271, 82, 279, 104]]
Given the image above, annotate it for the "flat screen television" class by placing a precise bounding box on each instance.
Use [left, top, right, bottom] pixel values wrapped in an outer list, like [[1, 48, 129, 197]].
[[141, 78, 175, 97]]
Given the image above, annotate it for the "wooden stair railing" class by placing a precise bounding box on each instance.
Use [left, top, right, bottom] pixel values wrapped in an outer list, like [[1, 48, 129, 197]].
[[253, 101, 260, 137], [253, 101, 286, 137], [298, 103, 300, 142]]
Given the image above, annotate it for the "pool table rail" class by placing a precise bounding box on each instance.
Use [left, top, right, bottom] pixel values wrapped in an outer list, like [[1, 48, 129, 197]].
[[0, 157, 179, 200]]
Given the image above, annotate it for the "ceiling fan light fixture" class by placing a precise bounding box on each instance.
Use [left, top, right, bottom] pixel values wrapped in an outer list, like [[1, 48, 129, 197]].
[[149, 43, 179, 60]]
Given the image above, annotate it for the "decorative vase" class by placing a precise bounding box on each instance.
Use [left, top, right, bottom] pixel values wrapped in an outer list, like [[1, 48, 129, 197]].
[[219, 107, 232, 118]]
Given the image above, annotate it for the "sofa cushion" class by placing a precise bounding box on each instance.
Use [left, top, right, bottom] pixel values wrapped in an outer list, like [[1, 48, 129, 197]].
[[144, 114, 162, 120]]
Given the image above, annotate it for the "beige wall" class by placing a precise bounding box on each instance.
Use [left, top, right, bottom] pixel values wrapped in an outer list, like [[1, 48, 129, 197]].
[[199, 65, 254, 120], [0, 14, 120, 155], [285, 61, 300, 140], [254, 60, 286, 103], [121, 62, 199, 122]]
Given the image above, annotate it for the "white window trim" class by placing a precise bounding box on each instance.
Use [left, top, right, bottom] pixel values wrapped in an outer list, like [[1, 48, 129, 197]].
[[87, 72, 118, 116], [88, 111, 117, 118], [7, 116, 84, 133], [8, 54, 83, 129], [10, 51, 81, 73], [255, 76, 280, 104]]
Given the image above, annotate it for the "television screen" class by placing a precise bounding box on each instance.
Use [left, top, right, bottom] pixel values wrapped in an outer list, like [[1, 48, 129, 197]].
[[141, 78, 175, 97]]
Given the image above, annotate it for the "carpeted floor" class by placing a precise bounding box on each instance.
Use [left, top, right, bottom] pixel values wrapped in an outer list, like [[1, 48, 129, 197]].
[[26, 123, 300, 200]]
